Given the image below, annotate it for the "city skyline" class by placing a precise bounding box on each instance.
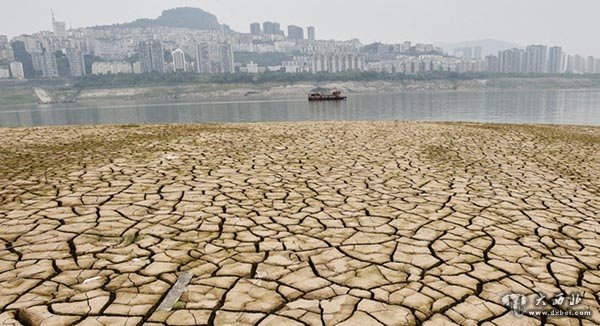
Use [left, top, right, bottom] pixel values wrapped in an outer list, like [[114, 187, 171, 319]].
[[2, 0, 600, 56], [3, 4, 600, 81]]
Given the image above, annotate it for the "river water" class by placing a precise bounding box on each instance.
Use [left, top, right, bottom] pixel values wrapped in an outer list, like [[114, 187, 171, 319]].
[[2, 89, 600, 127]]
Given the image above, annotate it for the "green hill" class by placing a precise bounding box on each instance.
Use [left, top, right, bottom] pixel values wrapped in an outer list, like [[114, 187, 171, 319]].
[[94, 7, 221, 30]]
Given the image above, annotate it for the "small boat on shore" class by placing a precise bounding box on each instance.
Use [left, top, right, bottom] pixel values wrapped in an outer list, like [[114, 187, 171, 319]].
[[308, 90, 347, 101]]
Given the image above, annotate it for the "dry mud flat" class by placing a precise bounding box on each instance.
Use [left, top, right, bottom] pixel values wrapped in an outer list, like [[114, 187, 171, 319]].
[[0, 121, 599, 326]]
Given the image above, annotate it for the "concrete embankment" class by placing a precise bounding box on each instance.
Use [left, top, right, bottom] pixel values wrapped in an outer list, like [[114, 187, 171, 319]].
[[32, 87, 54, 104]]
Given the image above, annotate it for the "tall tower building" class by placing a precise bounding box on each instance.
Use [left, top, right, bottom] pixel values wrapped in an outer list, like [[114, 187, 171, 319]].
[[51, 10, 67, 38], [573, 55, 585, 73], [273, 23, 283, 35], [138, 40, 165, 73], [485, 55, 500, 73], [547, 46, 563, 74], [195, 43, 213, 74], [499, 48, 526, 73], [586, 56, 595, 74], [307, 26, 316, 41], [263, 22, 275, 35], [31, 51, 45, 74], [219, 44, 235, 74], [42, 50, 59, 78], [565, 55, 574, 73], [250, 23, 262, 35], [474, 46, 483, 60], [172, 48, 186, 72], [462, 47, 473, 60], [288, 25, 304, 40], [195, 43, 235, 74], [67, 49, 86, 76], [525, 45, 548, 73], [0, 35, 11, 61]]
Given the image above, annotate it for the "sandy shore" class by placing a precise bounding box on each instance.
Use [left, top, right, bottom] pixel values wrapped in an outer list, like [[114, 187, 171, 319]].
[[1, 122, 599, 325]]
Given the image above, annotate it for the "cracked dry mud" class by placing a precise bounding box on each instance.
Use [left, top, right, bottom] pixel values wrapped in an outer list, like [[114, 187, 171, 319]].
[[1, 121, 600, 326]]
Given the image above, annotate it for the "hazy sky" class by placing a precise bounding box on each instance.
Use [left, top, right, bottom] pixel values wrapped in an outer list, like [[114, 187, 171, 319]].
[[2, 0, 599, 56]]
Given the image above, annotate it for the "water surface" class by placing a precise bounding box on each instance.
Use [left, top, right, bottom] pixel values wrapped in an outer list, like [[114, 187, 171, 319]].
[[2, 89, 600, 127]]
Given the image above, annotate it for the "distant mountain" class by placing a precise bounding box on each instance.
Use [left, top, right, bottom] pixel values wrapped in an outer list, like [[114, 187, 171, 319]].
[[93, 7, 221, 31], [434, 39, 521, 56]]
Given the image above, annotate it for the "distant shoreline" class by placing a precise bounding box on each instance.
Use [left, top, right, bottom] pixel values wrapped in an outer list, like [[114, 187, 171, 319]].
[[3, 76, 600, 107]]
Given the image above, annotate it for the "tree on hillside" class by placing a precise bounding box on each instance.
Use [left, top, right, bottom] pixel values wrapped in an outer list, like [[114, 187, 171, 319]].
[[84, 55, 104, 75]]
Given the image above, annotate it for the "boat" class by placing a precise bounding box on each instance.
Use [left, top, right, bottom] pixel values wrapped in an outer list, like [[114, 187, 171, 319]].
[[308, 89, 347, 101]]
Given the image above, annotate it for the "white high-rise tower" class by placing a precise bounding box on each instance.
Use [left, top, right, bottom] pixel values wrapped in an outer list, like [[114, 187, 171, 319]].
[[172, 49, 186, 72], [51, 10, 67, 38]]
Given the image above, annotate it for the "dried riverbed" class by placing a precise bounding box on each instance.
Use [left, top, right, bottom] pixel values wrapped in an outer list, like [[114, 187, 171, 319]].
[[1, 122, 599, 325]]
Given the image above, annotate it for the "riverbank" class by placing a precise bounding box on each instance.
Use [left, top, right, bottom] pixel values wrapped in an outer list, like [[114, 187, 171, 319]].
[[74, 77, 600, 104], [0, 121, 599, 325], [4, 76, 600, 107]]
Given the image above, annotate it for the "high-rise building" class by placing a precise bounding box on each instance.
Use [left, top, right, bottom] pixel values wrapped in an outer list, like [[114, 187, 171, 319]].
[[30, 51, 45, 74], [0, 35, 14, 61], [42, 51, 59, 78], [570, 54, 583, 73], [138, 40, 165, 73], [474, 46, 483, 60], [307, 26, 316, 41], [250, 23, 262, 35], [195, 43, 214, 74], [12, 35, 39, 53], [586, 56, 595, 74], [0, 35, 8, 54], [454, 47, 473, 59], [565, 55, 574, 73], [499, 48, 526, 73], [0, 48, 14, 61], [9, 62, 25, 79], [525, 45, 547, 73], [273, 23, 283, 35], [484, 55, 500, 73], [67, 49, 86, 77], [172, 48, 186, 72], [463, 47, 473, 59], [573, 54, 585, 73], [547, 46, 563, 74], [288, 25, 304, 40], [51, 10, 67, 38], [195, 43, 235, 74], [263, 22, 275, 35], [219, 44, 235, 74]]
